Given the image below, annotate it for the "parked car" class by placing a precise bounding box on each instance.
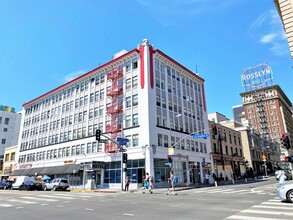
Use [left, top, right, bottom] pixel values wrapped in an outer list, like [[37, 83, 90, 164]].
[[19, 180, 44, 191], [277, 183, 293, 203], [0, 180, 15, 190], [44, 178, 70, 191], [12, 176, 35, 190]]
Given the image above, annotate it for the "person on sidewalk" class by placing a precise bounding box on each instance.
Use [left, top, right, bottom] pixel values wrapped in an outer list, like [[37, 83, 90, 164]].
[[148, 175, 154, 194], [167, 170, 177, 195], [205, 172, 210, 185], [125, 176, 130, 191]]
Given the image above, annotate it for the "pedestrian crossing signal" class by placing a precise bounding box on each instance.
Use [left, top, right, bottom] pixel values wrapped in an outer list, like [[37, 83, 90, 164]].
[[211, 124, 217, 135], [96, 129, 101, 142]]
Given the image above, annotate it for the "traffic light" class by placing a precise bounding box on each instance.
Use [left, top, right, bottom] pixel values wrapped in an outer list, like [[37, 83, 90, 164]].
[[211, 124, 217, 135], [95, 129, 101, 141], [123, 153, 128, 163], [168, 155, 172, 163], [285, 156, 293, 162], [281, 133, 291, 150]]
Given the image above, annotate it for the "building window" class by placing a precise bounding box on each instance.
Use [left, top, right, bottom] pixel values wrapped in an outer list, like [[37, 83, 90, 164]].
[[133, 113, 138, 126], [126, 96, 131, 108], [3, 128, 8, 132], [125, 115, 131, 128], [132, 134, 139, 147], [126, 78, 131, 90], [1, 139, 6, 144], [158, 134, 162, 147], [132, 76, 138, 88], [132, 94, 138, 106], [4, 118, 9, 125]]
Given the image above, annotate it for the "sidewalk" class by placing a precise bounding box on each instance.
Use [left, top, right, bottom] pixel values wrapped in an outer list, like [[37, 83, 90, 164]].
[[70, 176, 273, 194]]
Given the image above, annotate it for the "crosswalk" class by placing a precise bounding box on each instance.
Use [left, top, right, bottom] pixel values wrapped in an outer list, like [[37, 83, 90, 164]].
[[192, 187, 276, 196], [225, 198, 293, 220], [0, 192, 105, 209]]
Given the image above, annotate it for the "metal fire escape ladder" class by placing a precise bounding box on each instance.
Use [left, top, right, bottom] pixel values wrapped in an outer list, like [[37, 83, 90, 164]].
[[105, 67, 123, 153]]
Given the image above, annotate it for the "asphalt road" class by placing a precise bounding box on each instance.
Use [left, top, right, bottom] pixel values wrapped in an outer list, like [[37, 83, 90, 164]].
[[0, 177, 292, 220]]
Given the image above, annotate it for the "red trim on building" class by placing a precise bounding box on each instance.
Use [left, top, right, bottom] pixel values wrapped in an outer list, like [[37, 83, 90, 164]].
[[139, 46, 145, 89], [202, 84, 207, 112], [149, 46, 154, 89], [23, 49, 139, 107], [153, 50, 205, 82]]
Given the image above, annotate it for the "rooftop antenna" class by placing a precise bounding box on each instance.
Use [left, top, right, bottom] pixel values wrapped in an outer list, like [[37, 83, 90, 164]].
[[195, 65, 198, 73]]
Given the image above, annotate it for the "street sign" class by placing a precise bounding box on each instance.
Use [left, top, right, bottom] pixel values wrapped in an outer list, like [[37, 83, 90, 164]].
[[164, 162, 172, 167], [99, 139, 108, 143], [117, 137, 129, 145], [192, 134, 209, 139]]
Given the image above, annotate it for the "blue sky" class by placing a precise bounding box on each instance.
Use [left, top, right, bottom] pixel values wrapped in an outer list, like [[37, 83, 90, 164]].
[[0, 0, 292, 119]]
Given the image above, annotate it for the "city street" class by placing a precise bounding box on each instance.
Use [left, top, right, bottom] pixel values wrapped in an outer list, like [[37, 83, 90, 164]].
[[0, 178, 292, 220]]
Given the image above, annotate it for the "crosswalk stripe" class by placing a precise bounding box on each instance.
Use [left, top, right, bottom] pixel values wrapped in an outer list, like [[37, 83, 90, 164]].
[[53, 193, 91, 198], [254, 205, 293, 210], [207, 189, 234, 193], [38, 195, 75, 200], [0, 204, 13, 207], [242, 209, 293, 216], [20, 196, 58, 202], [226, 215, 290, 220], [7, 199, 37, 204], [261, 202, 293, 206], [223, 190, 249, 194]]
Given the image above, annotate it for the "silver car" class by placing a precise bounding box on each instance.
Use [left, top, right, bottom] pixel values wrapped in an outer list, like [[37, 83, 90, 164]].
[[276, 183, 293, 203]]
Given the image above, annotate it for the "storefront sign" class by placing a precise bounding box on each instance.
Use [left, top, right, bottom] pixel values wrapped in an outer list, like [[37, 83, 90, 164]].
[[168, 148, 174, 155]]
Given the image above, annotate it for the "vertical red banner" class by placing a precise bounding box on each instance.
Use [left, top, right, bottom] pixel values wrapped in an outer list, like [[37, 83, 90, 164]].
[[149, 46, 154, 89], [139, 46, 145, 89]]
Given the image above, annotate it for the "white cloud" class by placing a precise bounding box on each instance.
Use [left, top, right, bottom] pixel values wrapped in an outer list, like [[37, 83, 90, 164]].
[[64, 70, 86, 82], [260, 33, 278, 44], [249, 9, 288, 57]]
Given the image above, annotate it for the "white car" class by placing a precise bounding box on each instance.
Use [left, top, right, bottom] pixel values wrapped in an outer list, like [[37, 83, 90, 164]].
[[44, 178, 70, 191], [276, 183, 293, 203]]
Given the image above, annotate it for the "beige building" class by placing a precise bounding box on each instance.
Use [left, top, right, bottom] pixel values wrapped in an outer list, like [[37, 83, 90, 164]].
[[274, 0, 293, 59], [1, 145, 17, 180], [240, 85, 293, 172], [208, 118, 245, 180]]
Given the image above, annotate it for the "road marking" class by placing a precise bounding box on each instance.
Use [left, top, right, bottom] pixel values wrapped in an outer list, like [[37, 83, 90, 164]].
[[242, 209, 293, 216], [226, 215, 290, 220], [261, 202, 293, 206], [223, 190, 248, 194], [85, 208, 94, 211], [20, 196, 58, 202], [123, 213, 134, 216], [169, 204, 179, 207], [0, 204, 13, 207], [7, 199, 37, 204], [38, 195, 75, 199], [207, 189, 234, 193], [254, 205, 293, 210], [15, 207, 24, 209]]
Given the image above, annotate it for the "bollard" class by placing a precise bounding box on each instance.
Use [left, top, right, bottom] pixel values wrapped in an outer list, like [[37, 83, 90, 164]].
[[232, 179, 235, 184], [255, 176, 257, 181], [245, 178, 247, 183], [215, 181, 218, 187]]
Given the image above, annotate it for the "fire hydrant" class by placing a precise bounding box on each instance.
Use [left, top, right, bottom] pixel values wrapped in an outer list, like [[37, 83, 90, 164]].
[[186, 182, 189, 187]]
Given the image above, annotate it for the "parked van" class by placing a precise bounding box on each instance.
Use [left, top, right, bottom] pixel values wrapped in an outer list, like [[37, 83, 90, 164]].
[[12, 176, 35, 190]]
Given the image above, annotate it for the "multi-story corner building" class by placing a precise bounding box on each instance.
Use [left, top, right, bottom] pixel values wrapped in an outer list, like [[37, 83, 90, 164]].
[[240, 85, 293, 171], [274, 0, 293, 59], [208, 114, 245, 180], [13, 39, 211, 189], [0, 105, 21, 172], [0, 145, 17, 180]]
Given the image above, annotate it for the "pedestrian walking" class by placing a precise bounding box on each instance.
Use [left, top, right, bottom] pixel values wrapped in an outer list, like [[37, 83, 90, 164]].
[[125, 176, 130, 191], [148, 175, 154, 194], [167, 170, 177, 195], [205, 172, 210, 185], [277, 171, 287, 186]]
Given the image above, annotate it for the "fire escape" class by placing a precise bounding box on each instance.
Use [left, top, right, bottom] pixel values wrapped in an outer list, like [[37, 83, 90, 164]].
[[254, 91, 269, 138], [105, 67, 123, 153]]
